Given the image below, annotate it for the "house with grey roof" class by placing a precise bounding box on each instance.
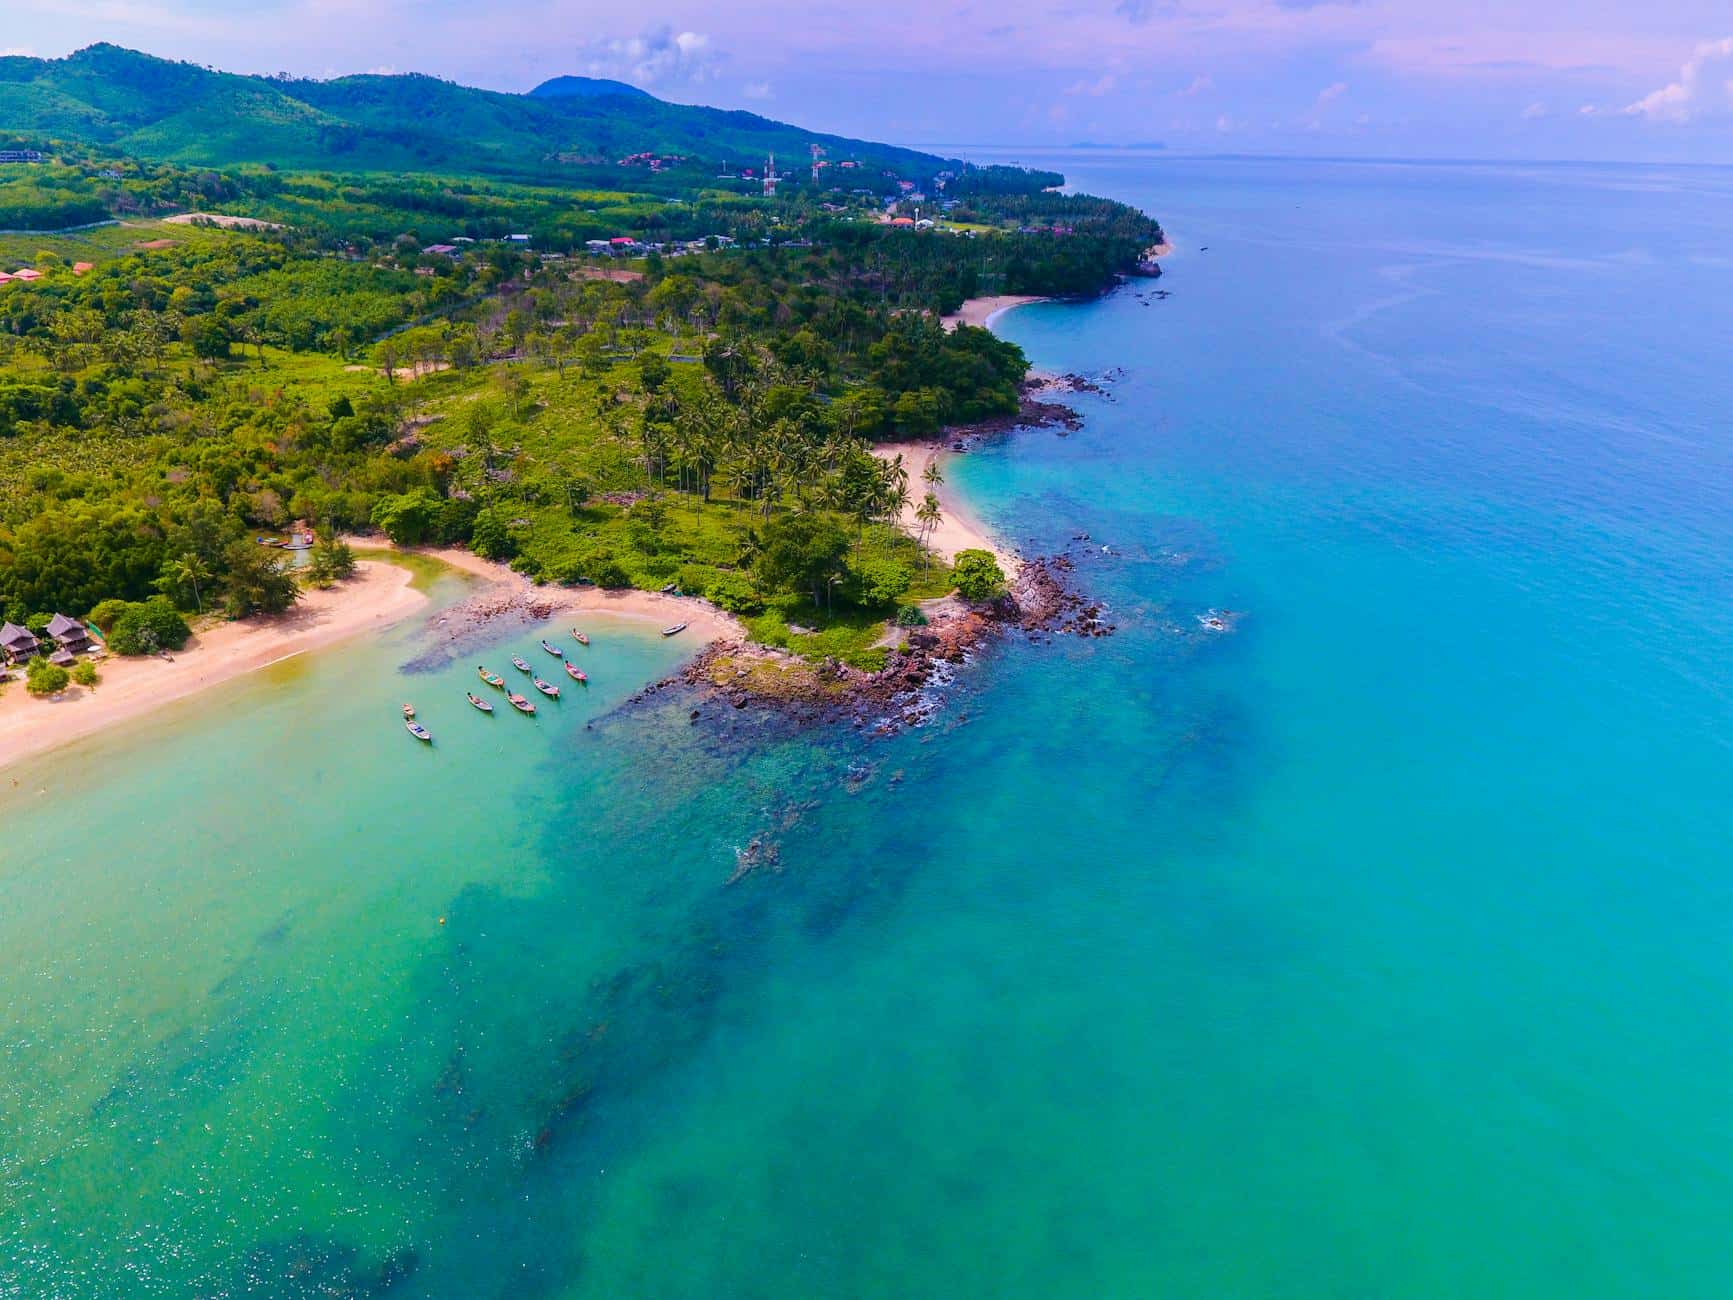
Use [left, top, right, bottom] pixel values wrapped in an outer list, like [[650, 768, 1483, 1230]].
[[1, 621, 40, 664], [45, 613, 92, 655]]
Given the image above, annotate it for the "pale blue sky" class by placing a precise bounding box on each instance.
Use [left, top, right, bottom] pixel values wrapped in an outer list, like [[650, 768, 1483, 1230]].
[[8, 0, 1733, 161]]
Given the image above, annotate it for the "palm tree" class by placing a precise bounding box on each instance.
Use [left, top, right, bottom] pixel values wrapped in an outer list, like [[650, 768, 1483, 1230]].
[[163, 551, 211, 613], [922, 457, 945, 490], [915, 492, 943, 573]]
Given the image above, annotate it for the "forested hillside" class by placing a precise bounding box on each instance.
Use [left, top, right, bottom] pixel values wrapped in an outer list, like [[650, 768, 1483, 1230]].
[[0, 84, 1162, 671], [0, 45, 948, 181]]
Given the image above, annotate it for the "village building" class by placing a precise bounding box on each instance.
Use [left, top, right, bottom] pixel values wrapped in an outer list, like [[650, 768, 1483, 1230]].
[[0, 621, 41, 664], [45, 614, 92, 655]]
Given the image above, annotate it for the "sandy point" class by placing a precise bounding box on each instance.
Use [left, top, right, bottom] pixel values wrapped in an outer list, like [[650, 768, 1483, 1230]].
[[375, 543, 748, 645], [872, 441, 1021, 578], [0, 560, 425, 776], [940, 295, 1049, 332]]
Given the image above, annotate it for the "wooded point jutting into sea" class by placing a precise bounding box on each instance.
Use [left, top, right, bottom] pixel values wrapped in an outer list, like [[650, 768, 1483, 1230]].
[[5, 16, 1733, 1300]]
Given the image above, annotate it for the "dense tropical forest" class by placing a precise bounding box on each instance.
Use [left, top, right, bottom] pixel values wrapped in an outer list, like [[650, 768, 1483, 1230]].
[[0, 51, 1163, 670]]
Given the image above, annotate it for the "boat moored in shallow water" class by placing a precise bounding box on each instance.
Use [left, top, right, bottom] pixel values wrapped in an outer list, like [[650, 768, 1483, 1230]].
[[478, 666, 506, 688], [511, 655, 531, 673], [661, 623, 687, 637], [540, 639, 562, 657], [466, 692, 493, 713], [508, 693, 537, 715], [533, 676, 560, 698], [405, 719, 433, 743], [571, 629, 589, 646], [564, 661, 588, 683]]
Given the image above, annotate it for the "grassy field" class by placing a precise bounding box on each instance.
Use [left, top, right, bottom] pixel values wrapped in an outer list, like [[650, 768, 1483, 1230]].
[[0, 217, 240, 266]]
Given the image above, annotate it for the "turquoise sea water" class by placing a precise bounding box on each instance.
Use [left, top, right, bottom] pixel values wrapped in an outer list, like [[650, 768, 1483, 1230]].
[[5, 156, 1733, 1297]]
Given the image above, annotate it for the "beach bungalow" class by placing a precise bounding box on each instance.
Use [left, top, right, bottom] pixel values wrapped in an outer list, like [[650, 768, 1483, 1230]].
[[0, 621, 40, 664], [46, 614, 92, 655], [48, 648, 77, 669], [423, 243, 459, 256], [72, 261, 94, 275], [12, 267, 41, 282]]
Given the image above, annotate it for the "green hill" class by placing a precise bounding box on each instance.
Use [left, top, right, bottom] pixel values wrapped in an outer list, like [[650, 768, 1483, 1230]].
[[529, 76, 651, 101], [0, 44, 947, 179]]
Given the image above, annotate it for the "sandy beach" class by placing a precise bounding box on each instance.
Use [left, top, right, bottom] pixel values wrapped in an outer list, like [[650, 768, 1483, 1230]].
[[408, 544, 746, 643], [873, 441, 1021, 577], [940, 294, 1048, 332], [0, 560, 425, 776]]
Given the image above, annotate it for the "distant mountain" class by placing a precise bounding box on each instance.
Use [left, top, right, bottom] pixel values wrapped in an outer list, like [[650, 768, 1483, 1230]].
[[529, 75, 651, 101], [0, 44, 947, 179]]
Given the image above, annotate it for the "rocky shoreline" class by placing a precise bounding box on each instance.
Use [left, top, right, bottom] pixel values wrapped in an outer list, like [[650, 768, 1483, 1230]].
[[614, 550, 1114, 737], [619, 371, 1123, 733]]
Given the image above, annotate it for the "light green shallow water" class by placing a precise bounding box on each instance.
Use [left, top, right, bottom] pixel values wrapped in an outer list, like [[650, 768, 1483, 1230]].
[[7, 156, 1733, 1297]]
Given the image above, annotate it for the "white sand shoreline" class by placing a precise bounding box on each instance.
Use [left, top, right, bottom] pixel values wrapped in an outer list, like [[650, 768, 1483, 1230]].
[[398, 544, 747, 645], [0, 560, 426, 776], [939, 294, 1049, 332], [878, 291, 1052, 577], [872, 441, 1021, 578]]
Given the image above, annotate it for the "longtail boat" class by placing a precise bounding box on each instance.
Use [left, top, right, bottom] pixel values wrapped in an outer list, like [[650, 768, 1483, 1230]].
[[571, 630, 590, 646], [661, 623, 687, 637], [533, 676, 560, 699], [564, 661, 588, 683], [511, 655, 531, 673], [402, 703, 416, 719], [478, 666, 506, 688], [405, 720, 433, 743], [508, 692, 537, 715], [466, 692, 494, 713], [540, 639, 563, 657]]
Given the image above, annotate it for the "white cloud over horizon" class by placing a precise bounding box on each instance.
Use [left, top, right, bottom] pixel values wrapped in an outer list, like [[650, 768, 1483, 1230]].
[[1624, 37, 1733, 122]]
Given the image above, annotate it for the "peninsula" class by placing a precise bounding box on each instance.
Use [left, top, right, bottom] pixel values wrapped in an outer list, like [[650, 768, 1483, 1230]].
[[0, 46, 1161, 765]]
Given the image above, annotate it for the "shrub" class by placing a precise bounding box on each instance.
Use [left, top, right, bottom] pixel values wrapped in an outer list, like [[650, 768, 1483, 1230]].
[[705, 572, 764, 614], [588, 554, 632, 589], [108, 597, 192, 655], [71, 660, 98, 688], [369, 487, 442, 545], [895, 604, 928, 628], [852, 558, 911, 607], [468, 508, 517, 561], [305, 537, 356, 588], [87, 598, 130, 632], [953, 549, 1007, 602], [25, 659, 69, 696]]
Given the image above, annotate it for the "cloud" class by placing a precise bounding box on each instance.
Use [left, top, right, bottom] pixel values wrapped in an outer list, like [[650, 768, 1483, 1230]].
[[1215, 112, 1235, 132], [581, 25, 717, 86], [1065, 72, 1118, 96], [0, 46, 37, 57], [1115, 0, 1180, 25], [366, 64, 396, 76], [1179, 74, 1213, 96], [742, 80, 771, 100], [1520, 101, 1547, 119], [1624, 37, 1733, 123], [1314, 80, 1347, 105]]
